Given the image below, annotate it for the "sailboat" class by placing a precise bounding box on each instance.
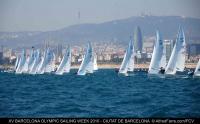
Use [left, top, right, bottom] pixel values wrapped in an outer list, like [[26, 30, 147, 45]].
[[77, 42, 94, 75], [165, 27, 186, 75], [119, 39, 134, 74], [44, 49, 55, 73], [148, 30, 166, 74], [27, 49, 35, 73], [194, 59, 200, 77], [93, 53, 98, 71], [21, 49, 35, 73], [36, 50, 46, 74], [21, 55, 30, 73], [15, 55, 19, 70], [29, 50, 40, 74], [55, 46, 71, 75], [15, 50, 26, 74]]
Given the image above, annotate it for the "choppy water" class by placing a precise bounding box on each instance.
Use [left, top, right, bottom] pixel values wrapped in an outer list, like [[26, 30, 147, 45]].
[[0, 69, 200, 117]]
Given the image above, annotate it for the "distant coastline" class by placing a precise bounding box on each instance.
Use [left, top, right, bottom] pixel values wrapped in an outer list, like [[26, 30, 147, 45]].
[[0, 63, 197, 70], [71, 63, 196, 69], [1, 63, 196, 70]]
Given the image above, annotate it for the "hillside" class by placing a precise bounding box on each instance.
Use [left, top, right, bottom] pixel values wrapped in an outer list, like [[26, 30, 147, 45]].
[[1, 16, 200, 48]]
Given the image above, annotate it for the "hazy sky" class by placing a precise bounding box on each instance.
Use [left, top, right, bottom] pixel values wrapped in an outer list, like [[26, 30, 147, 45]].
[[0, 0, 200, 32]]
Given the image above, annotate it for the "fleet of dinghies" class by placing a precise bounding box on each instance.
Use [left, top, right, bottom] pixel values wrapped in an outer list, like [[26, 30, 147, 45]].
[[14, 43, 98, 76], [13, 27, 200, 77]]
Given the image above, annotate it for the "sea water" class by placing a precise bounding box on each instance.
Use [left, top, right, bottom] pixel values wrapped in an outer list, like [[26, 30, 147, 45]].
[[0, 69, 200, 117]]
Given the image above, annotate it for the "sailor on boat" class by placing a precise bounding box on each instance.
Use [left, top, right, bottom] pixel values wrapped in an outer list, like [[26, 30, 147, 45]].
[[115, 68, 119, 73], [188, 69, 194, 76], [159, 67, 165, 74]]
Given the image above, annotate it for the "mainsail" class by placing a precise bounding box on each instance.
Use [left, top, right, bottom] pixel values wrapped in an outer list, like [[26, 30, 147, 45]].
[[16, 50, 26, 74], [148, 31, 166, 74], [21, 55, 29, 73], [27, 49, 35, 72], [36, 50, 46, 74], [165, 27, 186, 75], [93, 53, 98, 71], [194, 59, 200, 76], [119, 39, 134, 74], [77, 42, 94, 75], [44, 49, 55, 73], [29, 50, 40, 74], [55, 46, 71, 75], [15, 55, 19, 70]]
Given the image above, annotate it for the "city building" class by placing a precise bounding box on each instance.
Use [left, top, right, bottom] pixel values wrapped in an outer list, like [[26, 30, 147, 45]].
[[134, 26, 143, 52], [187, 43, 200, 56], [164, 40, 174, 61]]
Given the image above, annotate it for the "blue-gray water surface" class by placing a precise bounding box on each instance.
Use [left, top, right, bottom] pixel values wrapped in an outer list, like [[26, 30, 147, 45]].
[[0, 69, 200, 117]]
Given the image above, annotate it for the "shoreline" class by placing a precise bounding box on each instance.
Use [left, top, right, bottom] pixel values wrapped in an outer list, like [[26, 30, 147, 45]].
[[0, 63, 197, 70], [70, 63, 197, 69]]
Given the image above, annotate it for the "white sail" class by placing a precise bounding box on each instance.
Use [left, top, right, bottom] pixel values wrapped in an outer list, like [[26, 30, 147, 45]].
[[160, 44, 166, 69], [165, 27, 186, 75], [51, 53, 56, 72], [55, 47, 71, 75], [35, 48, 55, 74], [194, 59, 200, 76], [36, 50, 46, 74], [15, 55, 19, 70], [44, 49, 55, 73], [16, 50, 26, 74], [77, 42, 94, 75], [93, 53, 98, 71], [27, 49, 35, 72], [119, 49, 128, 74], [21, 56, 29, 73], [148, 31, 166, 74], [176, 32, 186, 72], [28, 50, 37, 73], [127, 47, 135, 72], [21, 49, 35, 73], [29, 50, 40, 74], [119, 39, 134, 74]]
